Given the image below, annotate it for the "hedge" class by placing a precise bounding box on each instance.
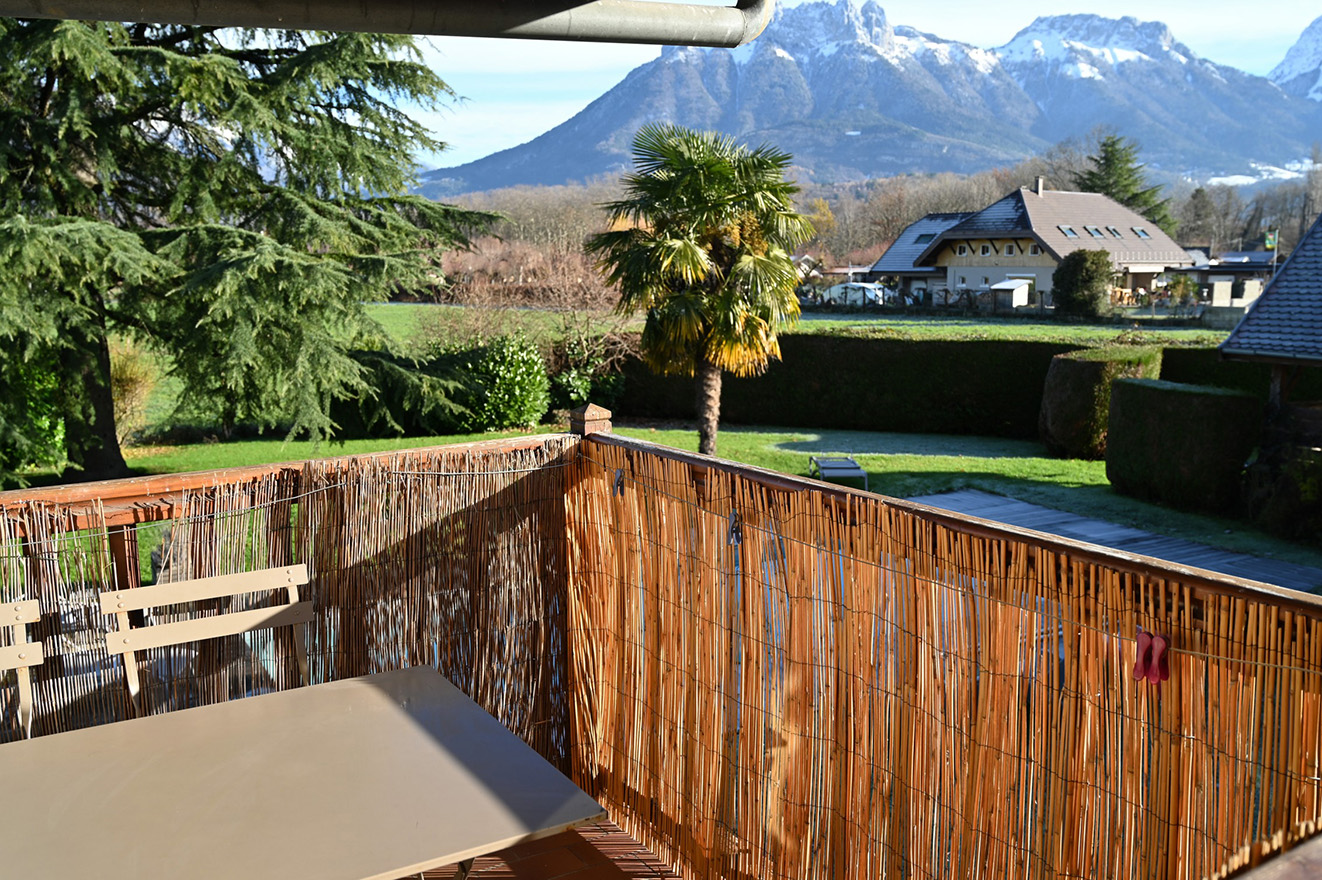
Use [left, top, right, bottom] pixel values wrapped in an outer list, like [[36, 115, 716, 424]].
[[1106, 378, 1263, 514], [1159, 347, 1322, 400], [1038, 346, 1163, 460], [615, 335, 1079, 438]]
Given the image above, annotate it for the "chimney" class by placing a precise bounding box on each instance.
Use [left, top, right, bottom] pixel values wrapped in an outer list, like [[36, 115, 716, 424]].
[[1034, 176, 1045, 196]]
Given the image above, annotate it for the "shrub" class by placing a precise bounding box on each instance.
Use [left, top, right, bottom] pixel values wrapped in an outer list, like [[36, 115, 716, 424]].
[[330, 350, 468, 439], [0, 350, 65, 480], [1052, 249, 1114, 318], [1038, 346, 1162, 459], [110, 339, 159, 445], [452, 334, 550, 431], [332, 334, 549, 438], [1106, 379, 1262, 514], [548, 331, 632, 412]]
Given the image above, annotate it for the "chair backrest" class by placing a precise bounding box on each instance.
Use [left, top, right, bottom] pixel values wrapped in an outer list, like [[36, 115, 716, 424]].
[[1, 599, 44, 738], [101, 565, 312, 713]]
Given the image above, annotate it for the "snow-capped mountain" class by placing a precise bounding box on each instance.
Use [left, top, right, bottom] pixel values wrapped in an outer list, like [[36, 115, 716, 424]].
[[997, 14, 1314, 173], [1271, 15, 1322, 101], [417, 1, 1321, 195]]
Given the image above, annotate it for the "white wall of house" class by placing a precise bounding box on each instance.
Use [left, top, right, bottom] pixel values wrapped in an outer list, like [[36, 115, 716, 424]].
[[944, 265, 1045, 292]]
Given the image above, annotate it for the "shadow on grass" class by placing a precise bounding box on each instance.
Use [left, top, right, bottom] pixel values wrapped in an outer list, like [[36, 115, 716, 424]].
[[707, 424, 1048, 458]]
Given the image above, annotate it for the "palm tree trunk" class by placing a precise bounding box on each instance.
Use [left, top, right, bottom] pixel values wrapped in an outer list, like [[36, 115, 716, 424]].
[[696, 358, 722, 456]]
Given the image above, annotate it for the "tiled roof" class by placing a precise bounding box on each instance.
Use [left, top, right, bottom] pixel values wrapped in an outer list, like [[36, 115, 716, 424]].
[[915, 188, 1192, 269], [870, 212, 974, 275], [1221, 214, 1322, 365]]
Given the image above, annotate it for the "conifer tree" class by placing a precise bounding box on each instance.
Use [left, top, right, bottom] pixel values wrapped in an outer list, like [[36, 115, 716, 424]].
[[1073, 134, 1177, 235], [0, 19, 491, 482]]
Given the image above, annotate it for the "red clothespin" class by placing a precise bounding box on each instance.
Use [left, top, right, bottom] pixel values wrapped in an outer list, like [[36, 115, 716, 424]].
[[1132, 629, 1170, 689]]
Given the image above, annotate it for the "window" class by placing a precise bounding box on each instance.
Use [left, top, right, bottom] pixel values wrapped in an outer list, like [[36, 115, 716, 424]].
[[1106, 226, 1123, 238], [1132, 227, 1151, 239], [1059, 225, 1078, 238], [982, 277, 990, 286], [915, 233, 935, 244], [958, 276, 967, 286], [1029, 244, 1042, 255], [980, 244, 991, 256], [956, 244, 968, 256], [1004, 244, 1017, 256], [1085, 226, 1104, 238]]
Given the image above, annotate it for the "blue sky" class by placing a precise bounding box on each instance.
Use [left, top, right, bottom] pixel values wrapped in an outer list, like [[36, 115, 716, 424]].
[[410, 0, 1321, 169]]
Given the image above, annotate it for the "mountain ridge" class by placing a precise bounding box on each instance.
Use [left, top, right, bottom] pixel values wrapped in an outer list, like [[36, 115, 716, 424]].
[[417, 1, 1321, 197]]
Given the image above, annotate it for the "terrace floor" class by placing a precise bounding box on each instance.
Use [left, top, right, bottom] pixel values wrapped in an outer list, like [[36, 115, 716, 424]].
[[417, 821, 679, 880], [909, 489, 1322, 592]]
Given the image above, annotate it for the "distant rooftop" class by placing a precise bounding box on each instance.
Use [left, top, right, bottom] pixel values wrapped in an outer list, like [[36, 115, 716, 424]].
[[870, 212, 974, 276], [914, 188, 1191, 270]]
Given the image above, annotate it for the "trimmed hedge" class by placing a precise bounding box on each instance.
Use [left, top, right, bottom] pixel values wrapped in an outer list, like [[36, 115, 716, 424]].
[[1106, 379, 1263, 514], [616, 335, 1079, 438], [1038, 346, 1162, 460], [1160, 347, 1322, 400]]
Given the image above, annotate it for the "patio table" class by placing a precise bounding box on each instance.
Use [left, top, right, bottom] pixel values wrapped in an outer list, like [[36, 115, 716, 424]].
[[0, 665, 605, 880]]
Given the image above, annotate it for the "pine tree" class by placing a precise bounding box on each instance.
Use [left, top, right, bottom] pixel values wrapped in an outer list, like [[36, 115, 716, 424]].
[[0, 20, 492, 483], [1073, 135, 1177, 235], [1178, 187, 1218, 248]]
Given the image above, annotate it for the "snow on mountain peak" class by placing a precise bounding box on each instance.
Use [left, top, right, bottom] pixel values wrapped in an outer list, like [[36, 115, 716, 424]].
[[1270, 15, 1322, 101], [997, 14, 1194, 76], [729, 0, 1002, 74]]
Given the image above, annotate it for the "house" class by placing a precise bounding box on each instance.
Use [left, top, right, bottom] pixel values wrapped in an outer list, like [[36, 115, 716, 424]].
[[874, 179, 1192, 305], [1219, 213, 1322, 542], [868, 212, 973, 299], [1174, 249, 1273, 308]]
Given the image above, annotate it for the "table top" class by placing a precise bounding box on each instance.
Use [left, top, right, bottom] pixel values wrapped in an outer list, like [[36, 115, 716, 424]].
[[0, 666, 605, 880]]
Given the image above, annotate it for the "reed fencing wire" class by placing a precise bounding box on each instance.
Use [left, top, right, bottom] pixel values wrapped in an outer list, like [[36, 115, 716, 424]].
[[565, 435, 1322, 880]]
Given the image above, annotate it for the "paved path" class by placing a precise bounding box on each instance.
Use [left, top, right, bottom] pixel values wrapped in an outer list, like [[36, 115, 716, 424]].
[[906, 489, 1322, 594]]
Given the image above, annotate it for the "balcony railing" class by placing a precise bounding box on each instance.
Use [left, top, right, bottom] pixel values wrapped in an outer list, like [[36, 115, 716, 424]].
[[2, 427, 1320, 879]]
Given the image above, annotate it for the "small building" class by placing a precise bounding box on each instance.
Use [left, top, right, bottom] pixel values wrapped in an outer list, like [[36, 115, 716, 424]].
[[874, 180, 1192, 304], [990, 278, 1031, 309]]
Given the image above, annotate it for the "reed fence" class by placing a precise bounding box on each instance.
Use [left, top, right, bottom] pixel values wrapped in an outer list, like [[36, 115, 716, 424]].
[[2, 429, 1321, 879], [565, 433, 1322, 880], [0, 436, 575, 767]]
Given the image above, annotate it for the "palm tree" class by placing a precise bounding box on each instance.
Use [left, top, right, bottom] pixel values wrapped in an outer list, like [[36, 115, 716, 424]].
[[587, 124, 812, 456]]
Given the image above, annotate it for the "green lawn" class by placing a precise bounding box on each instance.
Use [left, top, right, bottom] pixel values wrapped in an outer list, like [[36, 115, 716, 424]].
[[118, 427, 556, 475], [790, 314, 1225, 346], [95, 422, 1322, 572], [365, 303, 1225, 351]]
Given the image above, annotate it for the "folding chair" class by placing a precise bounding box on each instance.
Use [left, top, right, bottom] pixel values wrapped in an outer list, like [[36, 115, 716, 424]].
[[102, 565, 312, 713], [1, 599, 44, 738]]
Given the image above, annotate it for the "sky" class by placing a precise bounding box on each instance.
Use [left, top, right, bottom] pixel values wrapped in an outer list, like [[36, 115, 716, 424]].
[[410, 0, 1321, 169]]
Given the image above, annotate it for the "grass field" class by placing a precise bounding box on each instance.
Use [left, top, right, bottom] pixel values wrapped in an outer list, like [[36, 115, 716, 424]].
[[365, 303, 1225, 351]]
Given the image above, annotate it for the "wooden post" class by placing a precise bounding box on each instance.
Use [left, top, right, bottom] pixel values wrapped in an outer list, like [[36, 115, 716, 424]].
[[569, 403, 612, 436]]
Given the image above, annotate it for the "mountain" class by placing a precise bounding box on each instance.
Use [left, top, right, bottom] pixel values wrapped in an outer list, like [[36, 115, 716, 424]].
[[997, 15, 1317, 173], [417, 1, 1321, 196], [1271, 15, 1322, 101]]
